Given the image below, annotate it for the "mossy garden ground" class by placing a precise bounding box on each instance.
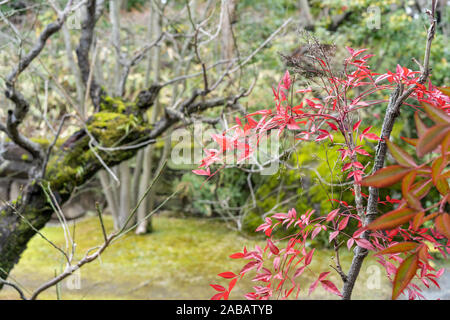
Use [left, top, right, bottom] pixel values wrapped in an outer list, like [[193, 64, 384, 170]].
[[0, 214, 426, 300]]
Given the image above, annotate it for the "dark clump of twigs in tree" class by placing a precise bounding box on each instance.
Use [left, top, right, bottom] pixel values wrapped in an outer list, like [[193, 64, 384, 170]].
[[280, 32, 337, 79]]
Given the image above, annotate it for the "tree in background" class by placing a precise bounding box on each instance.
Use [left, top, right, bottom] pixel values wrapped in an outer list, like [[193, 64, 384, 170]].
[[0, 0, 279, 292]]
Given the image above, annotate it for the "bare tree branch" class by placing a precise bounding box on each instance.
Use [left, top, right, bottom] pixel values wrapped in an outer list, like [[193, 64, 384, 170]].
[[2, 1, 76, 163], [75, 0, 105, 109]]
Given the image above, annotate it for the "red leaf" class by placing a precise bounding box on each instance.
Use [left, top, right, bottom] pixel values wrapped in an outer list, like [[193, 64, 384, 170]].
[[362, 126, 372, 134], [346, 46, 355, 56], [210, 284, 226, 292], [294, 266, 306, 279], [351, 48, 368, 58], [363, 133, 381, 141], [244, 292, 258, 300], [287, 118, 301, 130], [342, 162, 352, 171], [338, 215, 350, 231], [211, 292, 225, 300], [304, 99, 313, 107], [355, 147, 371, 156], [355, 238, 374, 250], [218, 272, 237, 279], [228, 278, 238, 292], [267, 238, 280, 255], [347, 238, 355, 250], [311, 226, 322, 239], [296, 87, 312, 93], [282, 70, 292, 89], [304, 248, 315, 266], [410, 179, 433, 200], [353, 120, 362, 131], [192, 168, 211, 176], [316, 133, 332, 142], [308, 279, 319, 296], [352, 161, 364, 169], [318, 271, 330, 281], [326, 121, 338, 131], [329, 230, 339, 242], [246, 110, 272, 117], [320, 280, 343, 297], [412, 211, 425, 230], [326, 209, 339, 221], [229, 252, 244, 259], [240, 261, 258, 275]]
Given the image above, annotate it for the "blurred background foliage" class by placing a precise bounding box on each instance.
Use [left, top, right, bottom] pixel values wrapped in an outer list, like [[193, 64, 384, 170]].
[[0, 0, 448, 241], [0, 0, 449, 300]]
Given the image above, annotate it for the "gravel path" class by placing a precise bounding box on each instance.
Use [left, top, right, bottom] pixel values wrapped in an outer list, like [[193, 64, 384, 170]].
[[421, 268, 450, 300]]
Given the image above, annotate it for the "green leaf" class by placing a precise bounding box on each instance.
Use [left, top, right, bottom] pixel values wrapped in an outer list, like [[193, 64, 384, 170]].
[[420, 101, 450, 124], [367, 207, 417, 230], [392, 253, 419, 300], [435, 214, 450, 240], [431, 156, 449, 196], [414, 112, 428, 137], [438, 87, 450, 97], [416, 124, 450, 157], [442, 132, 450, 154], [412, 211, 425, 230], [402, 171, 422, 210], [400, 136, 418, 147], [410, 179, 433, 200], [361, 165, 411, 188], [386, 140, 417, 167], [377, 242, 419, 255]]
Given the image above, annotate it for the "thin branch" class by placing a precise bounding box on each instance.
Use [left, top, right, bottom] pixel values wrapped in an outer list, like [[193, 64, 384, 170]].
[[0, 278, 27, 300], [75, 0, 104, 109], [28, 161, 168, 300], [3, 1, 75, 162], [341, 1, 437, 300]]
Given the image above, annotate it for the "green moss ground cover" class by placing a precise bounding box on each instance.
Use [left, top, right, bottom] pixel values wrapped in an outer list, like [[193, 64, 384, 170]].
[[0, 215, 412, 300]]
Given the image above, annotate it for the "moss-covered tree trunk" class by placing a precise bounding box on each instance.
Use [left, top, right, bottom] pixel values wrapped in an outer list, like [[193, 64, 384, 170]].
[[0, 80, 240, 286], [0, 87, 164, 285], [0, 0, 250, 293]]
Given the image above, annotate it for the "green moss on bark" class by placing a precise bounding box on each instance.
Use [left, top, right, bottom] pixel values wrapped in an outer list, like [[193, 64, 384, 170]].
[[0, 93, 156, 286]]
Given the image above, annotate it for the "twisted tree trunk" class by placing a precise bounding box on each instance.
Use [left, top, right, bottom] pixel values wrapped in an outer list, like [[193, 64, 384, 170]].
[[0, 87, 161, 284]]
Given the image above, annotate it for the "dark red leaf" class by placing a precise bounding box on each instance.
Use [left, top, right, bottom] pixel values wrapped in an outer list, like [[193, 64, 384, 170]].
[[320, 280, 343, 297]]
